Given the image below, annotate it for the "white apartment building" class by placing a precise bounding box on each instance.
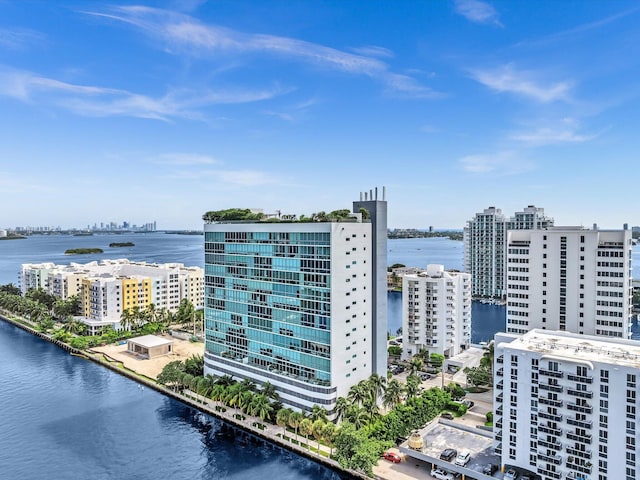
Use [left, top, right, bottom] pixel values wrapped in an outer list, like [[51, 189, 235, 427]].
[[203, 195, 387, 414], [464, 205, 553, 298], [20, 259, 204, 329], [401, 264, 471, 360], [494, 329, 640, 480], [506, 226, 633, 338]]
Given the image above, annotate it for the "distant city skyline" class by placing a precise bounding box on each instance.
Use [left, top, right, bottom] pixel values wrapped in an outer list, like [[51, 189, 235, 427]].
[[2, 1, 640, 229]]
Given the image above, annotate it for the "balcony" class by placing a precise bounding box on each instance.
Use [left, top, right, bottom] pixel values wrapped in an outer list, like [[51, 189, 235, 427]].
[[566, 460, 592, 475], [538, 424, 562, 436], [539, 411, 563, 422], [539, 397, 563, 407], [538, 466, 562, 479], [539, 369, 564, 378], [567, 373, 593, 384], [566, 432, 592, 443], [566, 403, 592, 414], [497, 356, 504, 364], [566, 447, 591, 459], [566, 418, 592, 429], [497, 380, 504, 390], [539, 438, 562, 449], [539, 384, 564, 393], [538, 452, 562, 465], [567, 388, 593, 399]]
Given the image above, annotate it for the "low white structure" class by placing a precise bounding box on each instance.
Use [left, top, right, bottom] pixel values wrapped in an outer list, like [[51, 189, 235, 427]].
[[494, 329, 640, 480], [127, 335, 173, 359], [402, 264, 471, 359]]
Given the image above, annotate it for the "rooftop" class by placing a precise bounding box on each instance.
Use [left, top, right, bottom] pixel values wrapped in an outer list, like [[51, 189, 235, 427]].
[[128, 335, 173, 348], [497, 329, 640, 368]]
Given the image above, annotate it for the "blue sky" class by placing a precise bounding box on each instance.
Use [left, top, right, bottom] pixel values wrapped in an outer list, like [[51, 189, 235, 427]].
[[1, 1, 639, 230]]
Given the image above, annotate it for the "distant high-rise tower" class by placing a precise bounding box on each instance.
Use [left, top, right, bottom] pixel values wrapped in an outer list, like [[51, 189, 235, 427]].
[[464, 205, 553, 298]]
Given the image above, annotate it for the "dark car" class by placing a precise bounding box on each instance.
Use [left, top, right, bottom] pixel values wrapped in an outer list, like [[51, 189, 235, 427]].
[[419, 372, 432, 381], [483, 463, 499, 475], [439, 448, 457, 462], [441, 412, 454, 420], [461, 399, 475, 409]]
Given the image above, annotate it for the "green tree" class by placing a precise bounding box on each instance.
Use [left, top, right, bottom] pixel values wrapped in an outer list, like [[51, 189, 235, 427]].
[[184, 354, 204, 376], [334, 396, 349, 423], [383, 379, 405, 410], [310, 404, 328, 422], [312, 419, 326, 454], [299, 418, 313, 450], [405, 373, 421, 399], [156, 360, 186, 389], [276, 408, 292, 439], [429, 353, 445, 369], [289, 411, 303, 442]]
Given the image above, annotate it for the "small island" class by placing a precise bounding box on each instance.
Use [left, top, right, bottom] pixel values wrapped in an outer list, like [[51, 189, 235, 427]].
[[65, 248, 104, 255], [109, 242, 135, 247]]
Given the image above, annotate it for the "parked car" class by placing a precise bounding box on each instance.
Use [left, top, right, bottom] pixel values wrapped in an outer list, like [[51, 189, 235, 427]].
[[504, 468, 519, 480], [430, 467, 455, 480], [454, 451, 471, 467], [441, 412, 454, 420], [419, 372, 432, 381], [382, 451, 401, 463], [439, 448, 457, 462], [461, 399, 475, 409], [482, 463, 499, 475]]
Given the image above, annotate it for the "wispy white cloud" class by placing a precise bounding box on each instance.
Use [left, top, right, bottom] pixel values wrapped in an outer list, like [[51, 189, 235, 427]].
[[154, 153, 220, 165], [84, 6, 439, 99], [0, 172, 54, 194], [516, 7, 640, 47], [470, 64, 572, 102], [459, 150, 534, 175], [350, 45, 394, 58], [510, 118, 599, 146], [0, 66, 284, 120], [454, 0, 502, 27], [0, 27, 44, 49]]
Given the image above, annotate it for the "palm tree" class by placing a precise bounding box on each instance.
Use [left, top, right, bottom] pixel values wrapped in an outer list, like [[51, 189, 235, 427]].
[[310, 404, 328, 422], [216, 374, 235, 387], [322, 422, 337, 457], [312, 419, 325, 454], [299, 418, 313, 450], [362, 398, 380, 421], [347, 380, 369, 407], [240, 378, 257, 392], [408, 356, 424, 375], [225, 383, 245, 408], [261, 381, 279, 401], [249, 394, 273, 422], [350, 407, 370, 429], [119, 308, 134, 331], [334, 397, 349, 424], [276, 408, 292, 439], [210, 383, 227, 405], [289, 411, 303, 442], [405, 373, 421, 399], [383, 379, 404, 409], [368, 373, 386, 402]]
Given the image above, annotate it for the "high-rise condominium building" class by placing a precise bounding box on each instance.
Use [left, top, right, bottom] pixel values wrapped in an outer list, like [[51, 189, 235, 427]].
[[203, 191, 387, 414], [401, 264, 471, 360], [494, 329, 640, 480], [464, 205, 554, 298], [506, 226, 633, 338]]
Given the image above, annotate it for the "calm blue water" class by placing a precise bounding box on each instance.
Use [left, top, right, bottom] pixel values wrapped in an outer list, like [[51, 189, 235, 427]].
[[0, 320, 343, 480]]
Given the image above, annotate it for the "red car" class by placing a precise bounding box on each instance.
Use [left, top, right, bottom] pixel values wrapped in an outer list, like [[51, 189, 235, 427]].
[[382, 451, 401, 463]]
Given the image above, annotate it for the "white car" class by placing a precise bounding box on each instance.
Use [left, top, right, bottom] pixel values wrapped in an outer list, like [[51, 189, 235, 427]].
[[454, 451, 471, 466], [430, 468, 455, 480]]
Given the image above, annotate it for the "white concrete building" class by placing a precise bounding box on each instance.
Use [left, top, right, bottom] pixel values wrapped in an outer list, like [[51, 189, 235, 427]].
[[464, 205, 553, 299], [401, 265, 471, 360], [494, 329, 640, 480], [506, 226, 633, 338], [203, 193, 387, 415], [20, 259, 204, 330]]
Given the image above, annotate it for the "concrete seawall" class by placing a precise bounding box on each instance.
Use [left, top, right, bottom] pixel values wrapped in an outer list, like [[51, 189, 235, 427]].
[[0, 314, 365, 480]]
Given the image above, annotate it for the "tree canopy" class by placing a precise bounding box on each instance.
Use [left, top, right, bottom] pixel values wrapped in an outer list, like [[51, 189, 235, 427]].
[[202, 208, 265, 223]]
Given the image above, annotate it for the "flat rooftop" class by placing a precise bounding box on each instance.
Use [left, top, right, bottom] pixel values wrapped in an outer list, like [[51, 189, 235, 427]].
[[497, 329, 640, 368], [400, 420, 499, 479], [129, 335, 173, 348]]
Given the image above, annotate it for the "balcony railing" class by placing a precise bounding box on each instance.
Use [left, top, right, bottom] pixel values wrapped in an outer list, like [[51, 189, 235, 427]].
[[566, 418, 592, 429], [539, 369, 564, 378], [538, 424, 562, 436], [539, 397, 563, 407], [538, 452, 562, 465], [540, 384, 564, 393], [539, 411, 563, 422], [566, 403, 592, 414], [566, 432, 592, 443], [567, 374, 593, 384], [566, 447, 591, 459], [539, 438, 562, 449], [567, 389, 593, 399]]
